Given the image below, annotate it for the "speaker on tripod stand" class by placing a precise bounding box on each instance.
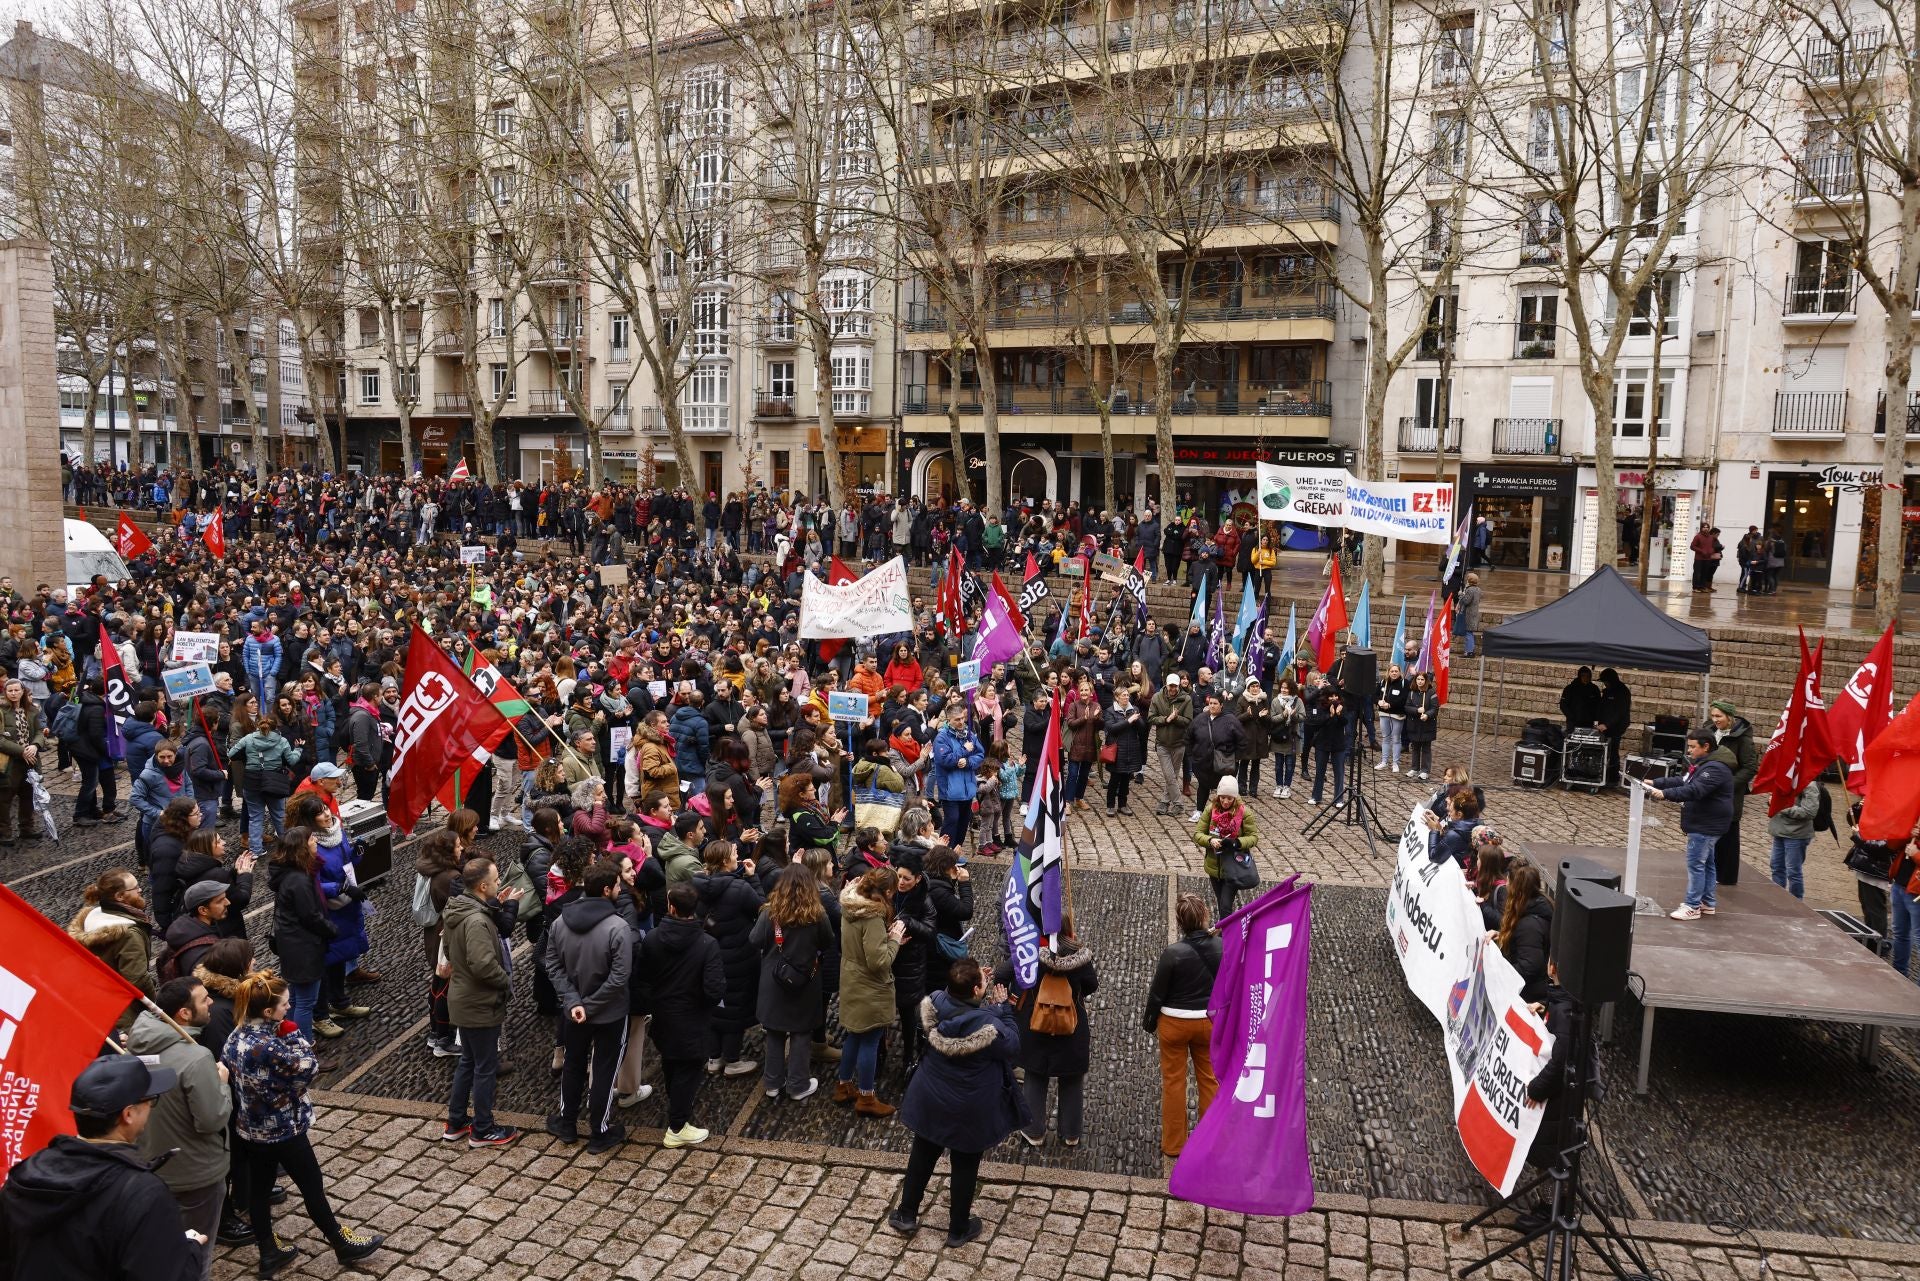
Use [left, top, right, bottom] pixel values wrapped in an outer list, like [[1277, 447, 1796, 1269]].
[[1303, 645, 1393, 853]]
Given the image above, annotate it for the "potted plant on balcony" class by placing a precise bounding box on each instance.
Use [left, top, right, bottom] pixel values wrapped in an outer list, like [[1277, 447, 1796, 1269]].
[[1519, 341, 1552, 359]]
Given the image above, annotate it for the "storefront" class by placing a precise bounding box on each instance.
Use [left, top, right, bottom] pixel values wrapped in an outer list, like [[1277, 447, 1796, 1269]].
[[1573, 466, 1706, 580], [514, 430, 585, 483], [1722, 461, 1920, 593], [1455, 464, 1577, 572], [900, 433, 1059, 505], [1150, 440, 1353, 549], [811, 427, 891, 497]]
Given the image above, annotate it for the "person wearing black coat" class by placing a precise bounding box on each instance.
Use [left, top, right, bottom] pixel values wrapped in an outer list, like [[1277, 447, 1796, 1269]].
[[888, 864, 939, 1073], [922, 848, 974, 995], [690, 840, 767, 1073], [1142, 893, 1223, 1157], [749, 865, 837, 1099], [1020, 690, 1052, 772], [1013, 937, 1098, 1147], [267, 827, 338, 1041], [1184, 693, 1245, 812], [1491, 861, 1553, 1003], [71, 684, 124, 827], [637, 885, 727, 1145]]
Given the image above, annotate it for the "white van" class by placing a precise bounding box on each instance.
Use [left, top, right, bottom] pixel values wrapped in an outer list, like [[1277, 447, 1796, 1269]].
[[65, 517, 130, 595]]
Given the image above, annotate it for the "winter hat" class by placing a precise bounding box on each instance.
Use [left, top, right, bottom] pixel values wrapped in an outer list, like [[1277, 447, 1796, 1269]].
[[1215, 775, 1239, 799], [1709, 698, 1739, 719]]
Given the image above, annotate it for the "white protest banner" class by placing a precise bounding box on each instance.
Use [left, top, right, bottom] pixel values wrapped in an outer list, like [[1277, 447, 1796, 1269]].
[[1385, 801, 1555, 1196], [169, 631, 221, 664], [1343, 477, 1455, 546], [798, 555, 915, 639], [1255, 464, 1347, 528]]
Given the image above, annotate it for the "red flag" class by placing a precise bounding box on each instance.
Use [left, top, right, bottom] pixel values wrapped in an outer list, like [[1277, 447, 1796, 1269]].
[[202, 510, 226, 560], [433, 642, 530, 814], [1859, 691, 1920, 842], [936, 547, 966, 637], [385, 632, 513, 833], [819, 556, 858, 663], [74, 507, 87, 523], [0, 883, 145, 1185], [1431, 594, 1455, 705], [449, 457, 470, 482], [1016, 551, 1049, 622], [114, 512, 152, 560], [1752, 629, 1837, 817], [1829, 622, 1897, 795], [1307, 559, 1349, 671], [990, 570, 1025, 633]]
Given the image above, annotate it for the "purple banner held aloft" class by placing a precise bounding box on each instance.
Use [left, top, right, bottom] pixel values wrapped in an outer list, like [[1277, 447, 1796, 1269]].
[[1169, 880, 1315, 1217], [973, 588, 1026, 669]]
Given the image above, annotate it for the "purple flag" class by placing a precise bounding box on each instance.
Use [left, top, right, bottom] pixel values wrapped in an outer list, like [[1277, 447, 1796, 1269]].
[[973, 588, 1026, 669], [1169, 880, 1315, 1217]]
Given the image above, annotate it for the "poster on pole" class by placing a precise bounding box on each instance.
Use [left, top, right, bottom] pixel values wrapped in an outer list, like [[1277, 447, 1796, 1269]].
[[798, 556, 915, 639], [161, 663, 217, 700], [827, 691, 870, 722], [169, 631, 221, 664], [1091, 552, 1130, 585], [956, 659, 981, 692], [1385, 800, 1555, 1196], [596, 563, 629, 585], [459, 545, 488, 565]]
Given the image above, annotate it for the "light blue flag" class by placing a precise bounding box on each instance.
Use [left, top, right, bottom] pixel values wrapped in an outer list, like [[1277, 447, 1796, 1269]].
[[1390, 596, 1408, 669], [1276, 603, 1298, 673], [1190, 576, 1208, 629], [1232, 575, 1258, 655], [1351, 580, 1371, 649]]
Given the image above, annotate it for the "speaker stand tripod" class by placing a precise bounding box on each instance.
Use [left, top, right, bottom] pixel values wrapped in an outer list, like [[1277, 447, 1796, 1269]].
[[1455, 1009, 1653, 1281], [1301, 733, 1394, 857]]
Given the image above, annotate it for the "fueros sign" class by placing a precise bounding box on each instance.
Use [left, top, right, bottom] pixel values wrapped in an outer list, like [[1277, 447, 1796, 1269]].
[[1462, 466, 1575, 499]]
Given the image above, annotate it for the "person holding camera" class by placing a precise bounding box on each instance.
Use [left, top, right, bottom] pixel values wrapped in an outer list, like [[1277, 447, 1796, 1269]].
[[1305, 684, 1348, 806], [1193, 775, 1261, 919]]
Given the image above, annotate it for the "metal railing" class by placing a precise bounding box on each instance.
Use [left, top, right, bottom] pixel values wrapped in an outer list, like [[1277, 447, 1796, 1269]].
[[904, 282, 1336, 333], [528, 389, 573, 413], [1398, 417, 1462, 451], [1808, 28, 1882, 81], [755, 317, 799, 345], [434, 393, 470, 414], [904, 380, 1331, 417], [754, 397, 796, 418], [1783, 270, 1856, 316], [1773, 390, 1848, 435], [911, 96, 1329, 168], [1491, 418, 1561, 455], [1512, 323, 1558, 359], [914, 1, 1348, 79], [1798, 153, 1857, 202], [904, 191, 1341, 250], [1873, 391, 1920, 436]]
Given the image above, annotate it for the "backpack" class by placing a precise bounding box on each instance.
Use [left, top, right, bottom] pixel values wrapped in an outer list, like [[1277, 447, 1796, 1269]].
[[768, 920, 818, 994], [51, 701, 82, 748], [1812, 784, 1835, 836], [1027, 970, 1079, 1037], [156, 934, 215, 985], [410, 872, 440, 927]]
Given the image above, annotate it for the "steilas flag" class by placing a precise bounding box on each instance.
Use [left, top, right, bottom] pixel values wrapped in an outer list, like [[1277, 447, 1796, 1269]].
[[1169, 879, 1315, 1216], [1304, 558, 1349, 671], [114, 511, 152, 560], [1752, 628, 1837, 817], [1829, 622, 1897, 795], [1859, 692, 1920, 842], [0, 883, 145, 1186], [386, 631, 513, 833], [819, 556, 858, 664], [202, 509, 226, 559], [1016, 551, 1050, 622]]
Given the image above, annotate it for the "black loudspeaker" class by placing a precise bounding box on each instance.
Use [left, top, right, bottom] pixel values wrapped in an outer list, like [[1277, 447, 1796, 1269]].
[[1341, 645, 1378, 711], [1550, 856, 1621, 959], [1554, 879, 1635, 1006]]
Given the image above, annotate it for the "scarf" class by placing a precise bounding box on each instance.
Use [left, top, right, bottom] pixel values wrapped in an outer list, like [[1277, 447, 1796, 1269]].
[[1208, 801, 1245, 839]]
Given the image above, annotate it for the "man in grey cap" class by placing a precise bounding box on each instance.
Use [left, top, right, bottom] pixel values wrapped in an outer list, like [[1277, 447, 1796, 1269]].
[[0, 1054, 201, 1280], [129, 976, 233, 1279], [161, 882, 231, 983]]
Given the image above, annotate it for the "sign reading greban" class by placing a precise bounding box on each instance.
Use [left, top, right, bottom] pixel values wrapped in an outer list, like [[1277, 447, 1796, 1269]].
[[1256, 463, 1455, 545]]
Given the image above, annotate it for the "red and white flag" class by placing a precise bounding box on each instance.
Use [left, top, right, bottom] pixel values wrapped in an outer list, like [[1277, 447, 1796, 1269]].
[[0, 883, 145, 1186], [448, 457, 470, 482], [113, 512, 152, 561], [1431, 594, 1455, 705], [1752, 628, 1837, 817], [1859, 691, 1920, 842], [385, 632, 513, 833], [1829, 622, 1896, 795], [202, 509, 226, 560], [1305, 558, 1349, 671]]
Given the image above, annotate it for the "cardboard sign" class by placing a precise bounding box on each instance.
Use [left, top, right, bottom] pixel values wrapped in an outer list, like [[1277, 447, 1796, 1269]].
[[169, 631, 221, 664], [1092, 552, 1130, 585], [161, 663, 217, 700], [827, 691, 870, 722], [459, 545, 487, 565], [609, 726, 632, 763], [597, 563, 630, 585], [1058, 557, 1085, 576]]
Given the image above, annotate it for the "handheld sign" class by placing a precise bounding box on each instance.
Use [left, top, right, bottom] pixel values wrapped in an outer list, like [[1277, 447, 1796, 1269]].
[[597, 563, 630, 585], [957, 659, 981, 692], [169, 631, 220, 664], [161, 663, 217, 700], [459, 545, 487, 565], [1093, 552, 1130, 585], [827, 691, 870, 722]]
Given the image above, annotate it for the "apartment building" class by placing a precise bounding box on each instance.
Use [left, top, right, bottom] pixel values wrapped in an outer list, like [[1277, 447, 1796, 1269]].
[[897, 0, 1354, 518], [0, 20, 309, 470], [292, 0, 895, 491]]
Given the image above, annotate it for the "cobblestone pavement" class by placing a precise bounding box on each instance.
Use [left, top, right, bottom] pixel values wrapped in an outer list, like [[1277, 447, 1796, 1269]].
[[208, 1101, 1920, 1281]]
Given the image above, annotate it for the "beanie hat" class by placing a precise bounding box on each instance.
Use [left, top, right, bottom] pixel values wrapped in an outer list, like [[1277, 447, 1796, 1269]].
[[1215, 775, 1239, 798]]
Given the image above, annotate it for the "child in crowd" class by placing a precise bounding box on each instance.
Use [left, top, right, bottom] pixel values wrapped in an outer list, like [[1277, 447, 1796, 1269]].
[[975, 743, 1006, 856]]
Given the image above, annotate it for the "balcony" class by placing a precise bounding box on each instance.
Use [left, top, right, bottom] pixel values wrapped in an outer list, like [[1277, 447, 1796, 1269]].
[[1773, 390, 1847, 436], [528, 389, 576, 414], [903, 380, 1331, 418], [530, 258, 578, 287], [911, 94, 1332, 170], [1398, 417, 1462, 452], [907, 190, 1341, 252], [1808, 29, 1882, 83], [755, 317, 800, 346], [431, 330, 465, 355], [595, 406, 632, 434], [639, 404, 730, 435], [1797, 154, 1858, 204], [434, 393, 470, 415], [1492, 418, 1561, 456], [904, 282, 1337, 335], [1512, 323, 1558, 359], [538, 329, 585, 353], [754, 396, 796, 419], [1782, 270, 1856, 321], [1873, 392, 1920, 437]]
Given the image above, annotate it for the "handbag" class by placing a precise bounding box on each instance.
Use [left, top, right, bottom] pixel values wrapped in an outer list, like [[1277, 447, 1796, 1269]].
[[1211, 747, 1237, 775], [1221, 837, 1260, 890], [503, 858, 544, 926], [935, 931, 969, 962], [852, 784, 905, 833], [769, 922, 818, 993], [1098, 742, 1118, 766]]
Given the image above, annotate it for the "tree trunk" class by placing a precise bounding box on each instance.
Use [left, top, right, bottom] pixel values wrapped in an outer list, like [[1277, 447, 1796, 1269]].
[[944, 337, 967, 505], [1583, 365, 1620, 572], [1875, 181, 1920, 628], [1359, 269, 1390, 593], [81, 386, 99, 469], [1638, 292, 1668, 590]]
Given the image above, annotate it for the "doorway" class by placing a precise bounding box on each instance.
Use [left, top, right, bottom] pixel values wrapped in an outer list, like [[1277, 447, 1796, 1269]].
[[1764, 472, 1837, 583], [1010, 454, 1048, 502]]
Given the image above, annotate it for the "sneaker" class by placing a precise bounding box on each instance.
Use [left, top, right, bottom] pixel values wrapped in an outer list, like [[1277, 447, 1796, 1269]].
[[1270, 787, 1285, 799], [544, 1114, 581, 1144], [1669, 905, 1702, 921], [468, 1125, 520, 1148], [1187, 810, 1202, 823], [313, 1018, 346, 1039], [1699, 905, 1716, 916], [722, 1058, 759, 1077], [945, 1215, 984, 1249], [332, 1227, 384, 1265], [1019, 1129, 1044, 1147], [440, 1122, 471, 1141], [617, 1086, 653, 1107], [1374, 761, 1387, 770], [332, 1004, 373, 1019], [1279, 786, 1291, 799], [1391, 764, 1400, 774], [662, 1123, 710, 1148], [787, 1078, 819, 1101], [705, 1058, 723, 1074], [764, 1085, 781, 1099], [585, 1123, 626, 1155], [500, 813, 524, 829], [428, 1038, 460, 1058], [887, 1209, 920, 1236]]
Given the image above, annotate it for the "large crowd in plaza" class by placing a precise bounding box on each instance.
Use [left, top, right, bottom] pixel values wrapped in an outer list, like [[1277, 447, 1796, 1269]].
[[0, 458, 1912, 1281]]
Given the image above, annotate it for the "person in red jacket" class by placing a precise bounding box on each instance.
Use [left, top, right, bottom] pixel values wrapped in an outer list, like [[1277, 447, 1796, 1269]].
[[883, 642, 924, 694]]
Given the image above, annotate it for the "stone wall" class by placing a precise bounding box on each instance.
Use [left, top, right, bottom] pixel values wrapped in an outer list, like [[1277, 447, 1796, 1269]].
[[0, 241, 63, 590]]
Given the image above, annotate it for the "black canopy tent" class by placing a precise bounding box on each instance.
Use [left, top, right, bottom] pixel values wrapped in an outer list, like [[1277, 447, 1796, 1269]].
[[1467, 566, 1715, 776]]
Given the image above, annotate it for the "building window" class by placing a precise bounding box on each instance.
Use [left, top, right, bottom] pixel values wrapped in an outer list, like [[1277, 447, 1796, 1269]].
[[488, 298, 507, 338], [1435, 13, 1475, 84], [829, 347, 871, 415], [1625, 272, 1680, 339], [685, 361, 728, 432], [686, 67, 731, 135], [491, 362, 515, 401], [490, 169, 514, 206], [610, 107, 630, 144], [1521, 197, 1563, 261], [1418, 290, 1457, 359], [823, 272, 873, 338], [492, 104, 515, 137], [1423, 204, 1453, 270], [1612, 367, 1675, 438], [359, 368, 380, 403], [767, 360, 795, 401], [358, 308, 380, 344], [1516, 290, 1559, 356], [772, 449, 790, 491], [1429, 111, 1466, 181], [59, 388, 85, 412], [609, 314, 630, 360], [692, 291, 729, 357], [690, 144, 728, 209], [396, 364, 419, 399]]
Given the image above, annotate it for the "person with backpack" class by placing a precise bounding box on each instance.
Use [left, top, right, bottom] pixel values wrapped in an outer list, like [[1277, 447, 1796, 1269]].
[[174, 828, 256, 941], [159, 881, 231, 988], [1011, 924, 1098, 1149], [1143, 892, 1222, 1157], [1767, 780, 1824, 900], [750, 863, 835, 1101], [66, 677, 124, 829], [692, 837, 766, 1077], [231, 713, 301, 857]]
